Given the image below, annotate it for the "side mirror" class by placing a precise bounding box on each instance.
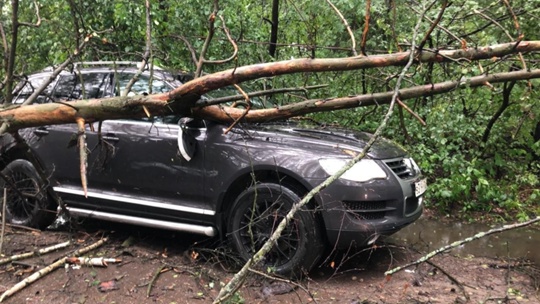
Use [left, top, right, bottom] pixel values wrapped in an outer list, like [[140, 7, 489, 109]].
[[178, 117, 197, 161]]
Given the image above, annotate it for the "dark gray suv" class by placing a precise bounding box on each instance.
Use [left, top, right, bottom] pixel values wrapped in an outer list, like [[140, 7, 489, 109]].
[[0, 62, 426, 276]]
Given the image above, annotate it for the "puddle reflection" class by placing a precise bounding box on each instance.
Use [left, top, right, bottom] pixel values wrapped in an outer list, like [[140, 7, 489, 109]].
[[391, 217, 540, 264]]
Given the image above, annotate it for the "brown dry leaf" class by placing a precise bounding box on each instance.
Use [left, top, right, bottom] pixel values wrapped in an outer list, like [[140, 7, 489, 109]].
[[97, 280, 119, 292], [191, 251, 199, 260]]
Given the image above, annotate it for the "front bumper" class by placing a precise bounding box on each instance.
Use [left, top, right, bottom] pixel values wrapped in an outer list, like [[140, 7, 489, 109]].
[[324, 201, 423, 248], [312, 174, 425, 248]]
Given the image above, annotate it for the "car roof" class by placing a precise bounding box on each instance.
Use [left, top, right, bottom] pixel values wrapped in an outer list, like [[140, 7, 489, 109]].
[[35, 61, 177, 79]]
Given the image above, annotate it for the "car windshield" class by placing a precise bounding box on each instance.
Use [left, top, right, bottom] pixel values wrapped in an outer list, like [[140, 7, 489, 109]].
[[11, 66, 183, 105]]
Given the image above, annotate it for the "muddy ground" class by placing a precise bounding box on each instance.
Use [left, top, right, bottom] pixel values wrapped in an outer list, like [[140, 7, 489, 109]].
[[0, 219, 538, 304]]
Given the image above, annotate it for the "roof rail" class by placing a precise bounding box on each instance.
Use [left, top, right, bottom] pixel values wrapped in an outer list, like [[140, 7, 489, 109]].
[[73, 61, 164, 70]]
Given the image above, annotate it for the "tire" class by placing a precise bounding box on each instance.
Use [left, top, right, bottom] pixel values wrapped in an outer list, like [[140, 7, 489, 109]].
[[0, 159, 56, 229], [227, 183, 324, 277]]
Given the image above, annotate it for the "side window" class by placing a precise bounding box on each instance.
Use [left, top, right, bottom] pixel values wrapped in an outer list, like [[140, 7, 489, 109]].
[[114, 73, 179, 125], [115, 73, 172, 96], [128, 115, 181, 125], [12, 76, 56, 104], [54, 73, 111, 101]]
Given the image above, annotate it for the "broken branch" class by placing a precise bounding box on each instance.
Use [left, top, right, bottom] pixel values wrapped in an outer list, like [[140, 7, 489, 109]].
[[0, 238, 107, 302], [0, 240, 71, 265], [66, 256, 121, 267], [76, 117, 88, 197]]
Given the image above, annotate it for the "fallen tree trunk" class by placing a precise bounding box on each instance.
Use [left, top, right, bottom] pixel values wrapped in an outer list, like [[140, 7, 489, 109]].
[[0, 41, 538, 133], [0, 68, 539, 133], [172, 41, 540, 99]]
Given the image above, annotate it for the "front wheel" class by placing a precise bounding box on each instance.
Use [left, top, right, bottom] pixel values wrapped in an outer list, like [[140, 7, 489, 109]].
[[0, 159, 56, 229], [227, 183, 324, 277]]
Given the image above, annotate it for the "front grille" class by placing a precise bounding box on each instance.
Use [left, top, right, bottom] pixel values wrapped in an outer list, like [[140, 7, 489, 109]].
[[384, 158, 415, 179], [343, 200, 394, 220]]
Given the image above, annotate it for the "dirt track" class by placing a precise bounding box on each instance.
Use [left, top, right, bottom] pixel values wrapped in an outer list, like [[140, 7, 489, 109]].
[[0, 220, 538, 304]]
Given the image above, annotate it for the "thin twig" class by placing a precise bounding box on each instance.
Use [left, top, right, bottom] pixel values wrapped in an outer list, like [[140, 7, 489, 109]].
[[18, 0, 41, 27], [413, 6, 464, 47], [425, 260, 470, 301], [121, 0, 153, 96], [501, 0, 528, 73], [326, 0, 357, 56], [223, 84, 252, 134], [396, 98, 426, 126], [147, 265, 168, 297], [417, 1, 448, 51], [195, 0, 219, 78], [203, 15, 238, 65], [360, 0, 371, 55], [21, 34, 92, 106]]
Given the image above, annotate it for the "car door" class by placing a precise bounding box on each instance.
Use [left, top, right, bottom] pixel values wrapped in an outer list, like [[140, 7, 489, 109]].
[[29, 71, 113, 187], [86, 117, 209, 214], [73, 72, 211, 221]]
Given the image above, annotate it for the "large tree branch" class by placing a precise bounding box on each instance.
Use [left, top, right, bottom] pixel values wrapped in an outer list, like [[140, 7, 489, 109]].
[[0, 69, 539, 133], [0, 41, 538, 133], [194, 69, 540, 122], [168, 41, 540, 99]]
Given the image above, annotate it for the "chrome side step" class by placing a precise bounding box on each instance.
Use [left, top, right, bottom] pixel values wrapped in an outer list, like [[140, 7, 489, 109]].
[[53, 186, 215, 216], [64, 207, 216, 237]]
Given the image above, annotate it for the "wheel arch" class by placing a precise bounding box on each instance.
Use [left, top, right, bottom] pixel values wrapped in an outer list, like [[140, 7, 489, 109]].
[[0, 138, 60, 213], [216, 166, 326, 237], [1, 144, 31, 170]]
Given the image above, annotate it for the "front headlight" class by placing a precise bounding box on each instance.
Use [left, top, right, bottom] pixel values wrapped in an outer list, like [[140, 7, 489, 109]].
[[319, 158, 387, 182]]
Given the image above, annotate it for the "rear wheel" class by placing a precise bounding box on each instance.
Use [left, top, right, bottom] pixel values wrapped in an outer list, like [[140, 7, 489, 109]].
[[0, 160, 56, 229], [227, 183, 324, 277]]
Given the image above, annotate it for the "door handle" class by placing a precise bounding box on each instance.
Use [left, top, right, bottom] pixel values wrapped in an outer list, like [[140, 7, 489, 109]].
[[33, 127, 49, 136], [102, 134, 119, 142]]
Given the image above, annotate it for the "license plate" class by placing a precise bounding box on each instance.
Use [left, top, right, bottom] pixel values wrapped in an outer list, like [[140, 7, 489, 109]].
[[414, 178, 427, 197]]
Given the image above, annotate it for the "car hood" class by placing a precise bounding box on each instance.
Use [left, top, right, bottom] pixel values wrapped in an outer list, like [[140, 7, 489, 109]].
[[237, 122, 408, 160]]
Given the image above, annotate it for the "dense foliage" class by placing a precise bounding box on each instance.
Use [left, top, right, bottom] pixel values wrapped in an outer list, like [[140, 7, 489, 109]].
[[1, 0, 539, 219]]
